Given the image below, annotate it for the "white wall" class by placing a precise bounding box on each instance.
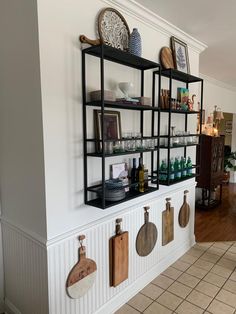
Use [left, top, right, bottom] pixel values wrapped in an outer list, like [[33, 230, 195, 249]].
[[232, 114, 236, 152], [0, 0, 47, 239], [37, 0, 205, 240], [201, 74, 236, 116]]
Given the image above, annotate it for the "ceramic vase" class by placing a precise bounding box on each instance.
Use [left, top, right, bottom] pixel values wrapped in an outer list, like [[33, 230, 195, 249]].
[[129, 28, 142, 57]]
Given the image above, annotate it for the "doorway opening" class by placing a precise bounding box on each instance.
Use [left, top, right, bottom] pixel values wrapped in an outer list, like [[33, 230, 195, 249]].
[[195, 113, 236, 242]]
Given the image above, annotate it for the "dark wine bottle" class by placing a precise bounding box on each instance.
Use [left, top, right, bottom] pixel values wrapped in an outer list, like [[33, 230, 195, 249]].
[[130, 158, 137, 192]]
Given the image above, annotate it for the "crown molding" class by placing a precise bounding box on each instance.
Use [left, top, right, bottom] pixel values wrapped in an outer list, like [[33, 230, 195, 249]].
[[100, 0, 207, 54], [200, 73, 236, 93]]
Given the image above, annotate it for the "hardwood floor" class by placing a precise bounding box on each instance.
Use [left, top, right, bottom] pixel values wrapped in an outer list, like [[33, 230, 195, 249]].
[[195, 183, 236, 242]]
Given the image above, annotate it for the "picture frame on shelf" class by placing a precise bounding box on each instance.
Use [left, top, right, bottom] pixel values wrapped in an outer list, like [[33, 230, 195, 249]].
[[94, 109, 122, 152], [171, 36, 190, 74]]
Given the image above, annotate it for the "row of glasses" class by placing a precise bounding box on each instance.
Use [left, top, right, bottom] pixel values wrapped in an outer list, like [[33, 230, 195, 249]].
[[104, 133, 156, 154], [160, 129, 198, 147]]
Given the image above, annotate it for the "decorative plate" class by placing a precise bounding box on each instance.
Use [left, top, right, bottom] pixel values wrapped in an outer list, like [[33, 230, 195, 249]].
[[98, 8, 130, 51]]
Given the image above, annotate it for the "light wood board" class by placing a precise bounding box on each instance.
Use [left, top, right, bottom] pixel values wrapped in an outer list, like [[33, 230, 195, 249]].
[[110, 231, 129, 287], [162, 206, 174, 246]]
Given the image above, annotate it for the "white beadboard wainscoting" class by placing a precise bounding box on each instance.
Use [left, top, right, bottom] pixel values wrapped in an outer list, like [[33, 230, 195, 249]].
[[1, 221, 49, 314], [1, 181, 195, 314], [47, 181, 196, 314]]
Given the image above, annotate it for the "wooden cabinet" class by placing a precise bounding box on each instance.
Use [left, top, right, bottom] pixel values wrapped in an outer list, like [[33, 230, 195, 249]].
[[196, 134, 224, 208]]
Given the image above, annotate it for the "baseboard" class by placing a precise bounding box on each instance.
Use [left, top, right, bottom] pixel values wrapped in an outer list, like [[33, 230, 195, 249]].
[[4, 298, 21, 314], [95, 237, 195, 314], [0, 300, 5, 313]]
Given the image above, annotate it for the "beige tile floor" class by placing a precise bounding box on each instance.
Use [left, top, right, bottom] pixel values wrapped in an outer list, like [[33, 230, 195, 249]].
[[116, 242, 236, 314]]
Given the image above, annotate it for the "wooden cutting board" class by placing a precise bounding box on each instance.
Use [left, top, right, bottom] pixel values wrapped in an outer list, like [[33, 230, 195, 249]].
[[110, 218, 128, 287], [162, 198, 174, 246], [160, 47, 174, 69], [136, 206, 158, 256], [66, 235, 97, 298], [179, 190, 190, 228]]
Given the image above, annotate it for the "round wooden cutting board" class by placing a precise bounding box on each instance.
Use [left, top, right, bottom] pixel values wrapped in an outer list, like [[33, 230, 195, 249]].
[[160, 47, 174, 69], [66, 235, 97, 299], [136, 206, 158, 257]]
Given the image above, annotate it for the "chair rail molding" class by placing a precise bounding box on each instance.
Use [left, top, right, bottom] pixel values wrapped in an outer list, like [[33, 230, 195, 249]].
[[100, 0, 207, 54]]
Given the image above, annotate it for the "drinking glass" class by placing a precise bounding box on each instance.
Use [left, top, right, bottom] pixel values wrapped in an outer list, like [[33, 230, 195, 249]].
[[105, 141, 113, 154]]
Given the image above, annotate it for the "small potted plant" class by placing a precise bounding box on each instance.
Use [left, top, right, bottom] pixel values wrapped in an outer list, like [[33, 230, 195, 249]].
[[224, 151, 236, 183]]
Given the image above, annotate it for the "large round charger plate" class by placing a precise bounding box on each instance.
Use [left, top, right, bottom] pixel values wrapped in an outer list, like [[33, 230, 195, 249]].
[[98, 8, 130, 51]]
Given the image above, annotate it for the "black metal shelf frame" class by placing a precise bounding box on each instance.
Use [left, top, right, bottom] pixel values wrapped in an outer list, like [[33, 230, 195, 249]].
[[82, 44, 160, 209], [152, 68, 203, 186]]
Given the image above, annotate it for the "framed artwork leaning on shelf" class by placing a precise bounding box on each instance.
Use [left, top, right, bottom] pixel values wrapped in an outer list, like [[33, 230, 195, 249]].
[[94, 109, 122, 152], [171, 36, 190, 74]]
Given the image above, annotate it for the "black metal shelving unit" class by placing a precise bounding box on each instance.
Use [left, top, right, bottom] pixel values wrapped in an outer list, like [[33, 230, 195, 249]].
[[152, 68, 204, 186], [82, 44, 160, 209]]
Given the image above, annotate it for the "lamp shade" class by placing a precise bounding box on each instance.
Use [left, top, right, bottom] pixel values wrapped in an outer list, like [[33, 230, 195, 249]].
[[215, 110, 224, 120]]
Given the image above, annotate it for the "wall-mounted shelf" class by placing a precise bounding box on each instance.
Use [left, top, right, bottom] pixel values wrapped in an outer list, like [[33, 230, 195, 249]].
[[152, 68, 203, 186], [82, 44, 160, 209]]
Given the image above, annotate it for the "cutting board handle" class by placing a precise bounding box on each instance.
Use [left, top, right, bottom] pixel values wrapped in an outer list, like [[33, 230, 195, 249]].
[[166, 198, 171, 211], [78, 235, 86, 260], [184, 190, 189, 202], [144, 206, 150, 223], [79, 245, 86, 260], [116, 218, 123, 235], [79, 35, 101, 46]]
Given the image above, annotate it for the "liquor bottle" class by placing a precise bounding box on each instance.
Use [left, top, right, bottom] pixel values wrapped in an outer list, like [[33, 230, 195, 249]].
[[169, 158, 175, 182], [174, 157, 181, 180], [139, 164, 145, 193], [187, 157, 192, 176], [130, 158, 137, 192], [137, 157, 143, 191], [160, 159, 167, 182], [144, 166, 148, 190], [181, 157, 187, 178]]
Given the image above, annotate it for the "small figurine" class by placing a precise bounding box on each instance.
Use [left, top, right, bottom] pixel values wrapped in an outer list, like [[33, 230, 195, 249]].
[[187, 94, 196, 111]]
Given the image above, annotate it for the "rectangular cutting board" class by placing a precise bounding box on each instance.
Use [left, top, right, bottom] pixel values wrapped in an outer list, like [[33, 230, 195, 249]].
[[162, 206, 174, 246], [110, 231, 128, 287]]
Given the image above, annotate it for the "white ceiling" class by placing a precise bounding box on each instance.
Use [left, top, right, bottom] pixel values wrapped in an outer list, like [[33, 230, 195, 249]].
[[136, 0, 236, 87]]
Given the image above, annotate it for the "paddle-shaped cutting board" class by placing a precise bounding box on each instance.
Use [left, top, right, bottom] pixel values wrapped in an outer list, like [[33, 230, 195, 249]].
[[66, 235, 97, 298], [179, 190, 190, 228], [136, 206, 158, 256], [162, 198, 174, 246], [110, 218, 128, 287], [160, 47, 174, 69]]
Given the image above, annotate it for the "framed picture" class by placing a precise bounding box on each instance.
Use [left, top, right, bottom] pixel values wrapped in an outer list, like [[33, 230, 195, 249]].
[[171, 36, 190, 74], [94, 110, 122, 151], [225, 120, 232, 135]]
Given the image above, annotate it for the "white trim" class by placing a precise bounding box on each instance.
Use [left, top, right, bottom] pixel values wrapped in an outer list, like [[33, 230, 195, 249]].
[[4, 298, 21, 314], [100, 0, 207, 53], [0, 217, 46, 248], [200, 73, 236, 93], [46, 180, 197, 247], [95, 237, 195, 314], [0, 301, 4, 313], [1, 183, 197, 249]]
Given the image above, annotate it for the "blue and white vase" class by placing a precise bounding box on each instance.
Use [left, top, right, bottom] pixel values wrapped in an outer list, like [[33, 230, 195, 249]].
[[129, 28, 142, 57]]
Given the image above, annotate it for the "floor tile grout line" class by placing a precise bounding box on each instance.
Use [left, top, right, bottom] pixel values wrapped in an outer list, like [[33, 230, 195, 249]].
[[152, 242, 236, 312], [124, 242, 236, 314]]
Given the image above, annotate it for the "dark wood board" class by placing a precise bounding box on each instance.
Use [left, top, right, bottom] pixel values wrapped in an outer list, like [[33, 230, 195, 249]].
[[136, 207, 158, 256], [179, 190, 190, 228]]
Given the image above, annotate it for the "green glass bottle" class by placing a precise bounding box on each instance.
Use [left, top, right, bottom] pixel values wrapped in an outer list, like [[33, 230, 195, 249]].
[[169, 159, 175, 182], [174, 157, 181, 180], [160, 159, 167, 182], [187, 156, 192, 176], [181, 157, 187, 178]]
